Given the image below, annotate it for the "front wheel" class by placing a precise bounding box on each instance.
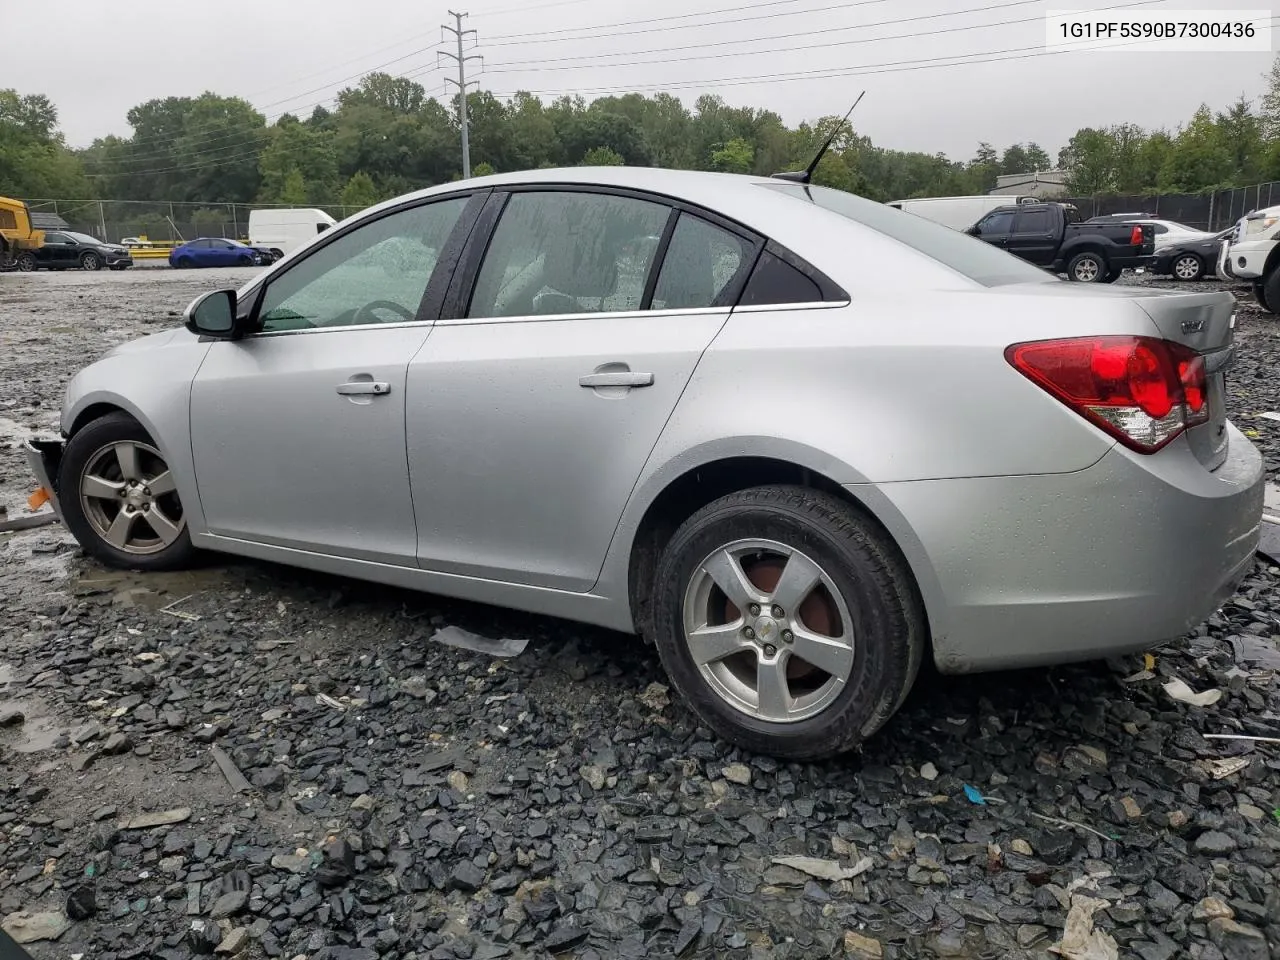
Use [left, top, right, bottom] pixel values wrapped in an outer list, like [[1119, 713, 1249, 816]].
[[80, 252, 101, 271], [1172, 254, 1204, 281], [1261, 270, 1280, 316], [59, 412, 196, 572], [1067, 251, 1106, 282], [15, 252, 36, 272], [651, 485, 925, 761]]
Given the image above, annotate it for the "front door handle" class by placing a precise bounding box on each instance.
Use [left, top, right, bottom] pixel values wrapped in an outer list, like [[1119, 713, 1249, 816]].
[[336, 381, 391, 396], [579, 372, 654, 388]]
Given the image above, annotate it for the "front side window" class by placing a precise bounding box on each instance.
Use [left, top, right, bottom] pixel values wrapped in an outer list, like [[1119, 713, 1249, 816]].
[[976, 212, 1014, 235], [467, 191, 670, 319], [651, 213, 753, 310], [256, 197, 469, 332]]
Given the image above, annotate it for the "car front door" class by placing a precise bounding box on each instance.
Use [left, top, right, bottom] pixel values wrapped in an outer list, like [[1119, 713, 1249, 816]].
[[970, 211, 1014, 250], [405, 189, 760, 591], [188, 193, 479, 564], [1008, 208, 1057, 266]]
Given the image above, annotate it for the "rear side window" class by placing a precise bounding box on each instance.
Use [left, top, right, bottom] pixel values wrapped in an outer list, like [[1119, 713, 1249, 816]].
[[739, 250, 822, 306], [1013, 210, 1051, 233], [650, 213, 753, 310], [763, 182, 1054, 287]]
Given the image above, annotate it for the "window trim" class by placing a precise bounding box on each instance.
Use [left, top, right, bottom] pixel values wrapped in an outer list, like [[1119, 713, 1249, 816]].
[[441, 182, 769, 326], [238, 189, 489, 339]]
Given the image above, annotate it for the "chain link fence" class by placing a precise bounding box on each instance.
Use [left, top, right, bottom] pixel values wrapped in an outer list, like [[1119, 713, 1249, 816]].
[[20, 200, 360, 245], [1060, 181, 1280, 232]]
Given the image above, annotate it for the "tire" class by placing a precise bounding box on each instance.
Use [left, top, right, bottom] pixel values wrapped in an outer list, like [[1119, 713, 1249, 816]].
[[174, 256, 194, 270], [269, 249, 283, 261], [15, 252, 36, 272], [1101, 268, 1122, 283], [1254, 280, 1271, 313], [58, 412, 196, 572], [1262, 270, 1280, 316], [1171, 254, 1204, 282], [238, 255, 254, 266], [651, 485, 925, 761], [80, 252, 101, 271], [1067, 251, 1106, 282]]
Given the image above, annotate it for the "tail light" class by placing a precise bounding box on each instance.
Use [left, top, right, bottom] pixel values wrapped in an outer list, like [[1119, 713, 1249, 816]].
[[1005, 336, 1208, 453], [1130, 225, 1144, 246]]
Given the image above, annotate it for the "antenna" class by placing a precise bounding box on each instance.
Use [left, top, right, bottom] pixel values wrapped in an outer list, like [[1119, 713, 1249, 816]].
[[771, 90, 866, 185]]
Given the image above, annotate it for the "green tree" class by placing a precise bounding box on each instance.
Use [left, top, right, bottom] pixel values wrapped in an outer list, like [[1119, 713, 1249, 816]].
[[278, 169, 308, 205], [1215, 96, 1263, 182], [709, 137, 754, 174], [581, 146, 623, 166], [1024, 142, 1052, 171], [0, 89, 91, 198], [1158, 105, 1232, 191], [1060, 128, 1116, 193], [1262, 53, 1280, 137], [257, 118, 338, 204], [339, 171, 379, 209]]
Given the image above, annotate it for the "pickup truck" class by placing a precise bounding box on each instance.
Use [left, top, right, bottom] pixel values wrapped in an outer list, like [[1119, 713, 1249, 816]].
[[965, 202, 1155, 282], [1217, 204, 1280, 313]]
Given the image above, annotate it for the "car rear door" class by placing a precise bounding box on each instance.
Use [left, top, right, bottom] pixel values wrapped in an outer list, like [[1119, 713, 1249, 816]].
[[39, 232, 73, 267], [404, 187, 760, 591], [1006, 208, 1058, 266], [188, 192, 482, 564]]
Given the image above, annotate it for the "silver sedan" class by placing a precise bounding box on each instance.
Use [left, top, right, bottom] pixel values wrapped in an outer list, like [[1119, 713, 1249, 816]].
[[26, 167, 1264, 760]]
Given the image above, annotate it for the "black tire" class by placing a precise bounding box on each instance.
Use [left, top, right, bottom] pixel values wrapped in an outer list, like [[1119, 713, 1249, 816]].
[[15, 252, 36, 272], [1171, 253, 1204, 282], [1254, 280, 1271, 313], [80, 252, 101, 271], [175, 256, 194, 270], [269, 248, 283, 261], [1067, 251, 1107, 282], [651, 485, 925, 761], [1101, 268, 1122, 283], [59, 412, 196, 572], [238, 255, 253, 266], [1262, 270, 1280, 316]]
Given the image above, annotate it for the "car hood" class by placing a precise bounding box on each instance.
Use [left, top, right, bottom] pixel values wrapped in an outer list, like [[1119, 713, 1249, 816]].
[[100, 326, 195, 358]]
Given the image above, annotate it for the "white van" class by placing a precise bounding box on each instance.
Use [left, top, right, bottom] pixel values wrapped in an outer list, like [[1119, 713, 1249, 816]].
[[247, 208, 338, 259], [887, 195, 1040, 231]]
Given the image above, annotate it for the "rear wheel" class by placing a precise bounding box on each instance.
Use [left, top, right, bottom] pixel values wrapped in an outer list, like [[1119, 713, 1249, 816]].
[[15, 252, 36, 272], [80, 252, 101, 271], [1172, 254, 1204, 281], [1067, 251, 1106, 282], [1101, 268, 1122, 283], [174, 256, 194, 269], [59, 413, 195, 572], [651, 485, 925, 760]]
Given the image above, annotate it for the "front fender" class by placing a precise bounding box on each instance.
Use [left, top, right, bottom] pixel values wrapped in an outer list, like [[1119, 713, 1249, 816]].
[[62, 336, 213, 534]]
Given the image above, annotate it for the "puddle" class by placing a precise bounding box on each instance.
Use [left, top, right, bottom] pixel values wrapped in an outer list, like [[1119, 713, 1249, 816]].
[[0, 662, 67, 754]]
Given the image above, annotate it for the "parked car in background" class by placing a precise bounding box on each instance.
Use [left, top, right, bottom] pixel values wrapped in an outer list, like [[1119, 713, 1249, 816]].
[[18, 231, 132, 271], [169, 238, 268, 269], [247, 208, 337, 260], [967, 202, 1155, 281], [1150, 227, 1232, 281], [1086, 215, 1216, 251], [1219, 204, 1280, 312], [24, 167, 1262, 760], [886, 194, 1038, 231]]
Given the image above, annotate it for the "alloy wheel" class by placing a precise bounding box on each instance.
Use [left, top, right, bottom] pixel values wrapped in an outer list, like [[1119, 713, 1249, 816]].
[[1073, 258, 1100, 282], [1173, 255, 1200, 280], [681, 538, 855, 723], [79, 440, 185, 556]]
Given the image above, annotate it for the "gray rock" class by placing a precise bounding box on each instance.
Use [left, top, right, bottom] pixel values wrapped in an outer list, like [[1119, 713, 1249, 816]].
[[1194, 831, 1238, 855], [209, 889, 249, 919], [1208, 917, 1268, 960]]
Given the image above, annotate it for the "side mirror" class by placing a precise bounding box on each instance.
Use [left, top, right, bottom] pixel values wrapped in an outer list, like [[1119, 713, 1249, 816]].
[[184, 289, 240, 338], [964, 225, 980, 236]]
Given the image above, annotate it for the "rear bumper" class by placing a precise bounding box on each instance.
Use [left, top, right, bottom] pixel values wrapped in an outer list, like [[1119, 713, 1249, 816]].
[[869, 422, 1264, 674], [25, 438, 65, 521]]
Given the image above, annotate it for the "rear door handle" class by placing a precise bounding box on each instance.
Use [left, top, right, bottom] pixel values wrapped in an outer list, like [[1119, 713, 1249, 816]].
[[336, 381, 391, 396], [579, 372, 654, 388]]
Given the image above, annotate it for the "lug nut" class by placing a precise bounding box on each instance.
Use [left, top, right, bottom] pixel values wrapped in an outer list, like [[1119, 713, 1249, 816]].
[[743, 627, 756, 640], [771, 605, 784, 618], [763, 644, 777, 657], [782, 630, 794, 643], [748, 603, 761, 616]]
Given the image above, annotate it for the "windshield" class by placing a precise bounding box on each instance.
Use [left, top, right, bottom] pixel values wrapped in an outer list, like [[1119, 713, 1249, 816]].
[[762, 183, 1054, 287]]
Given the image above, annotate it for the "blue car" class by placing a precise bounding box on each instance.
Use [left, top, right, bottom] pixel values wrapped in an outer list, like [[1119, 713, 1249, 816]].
[[169, 238, 268, 269]]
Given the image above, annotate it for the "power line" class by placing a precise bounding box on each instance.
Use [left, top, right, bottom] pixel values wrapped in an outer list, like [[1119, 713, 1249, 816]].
[[470, 0, 596, 18], [481, 0, 1164, 72]]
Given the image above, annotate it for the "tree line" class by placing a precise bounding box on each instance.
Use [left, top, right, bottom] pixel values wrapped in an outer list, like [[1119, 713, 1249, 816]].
[[3, 55, 1280, 213]]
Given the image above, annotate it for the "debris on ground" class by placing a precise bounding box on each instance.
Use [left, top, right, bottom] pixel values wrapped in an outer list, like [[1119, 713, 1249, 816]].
[[432, 624, 528, 657], [769, 855, 873, 881], [1163, 676, 1223, 706], [1051, 895, 1119, 960]]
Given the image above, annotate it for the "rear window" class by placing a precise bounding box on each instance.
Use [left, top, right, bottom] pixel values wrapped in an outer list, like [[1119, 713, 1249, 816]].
[[762, 183, 1055, 287]]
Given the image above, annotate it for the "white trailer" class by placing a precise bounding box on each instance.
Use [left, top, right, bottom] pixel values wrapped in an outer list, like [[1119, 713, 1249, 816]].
[[887, 195, 1039, 231], [247, 208, 338, 258]]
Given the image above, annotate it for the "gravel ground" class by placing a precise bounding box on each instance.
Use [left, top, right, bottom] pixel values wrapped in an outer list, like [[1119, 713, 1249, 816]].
[[1, 265, 1279, 960]]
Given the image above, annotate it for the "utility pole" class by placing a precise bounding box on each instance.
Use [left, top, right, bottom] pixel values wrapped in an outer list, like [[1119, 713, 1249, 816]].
[[440, 11, 482, 179]]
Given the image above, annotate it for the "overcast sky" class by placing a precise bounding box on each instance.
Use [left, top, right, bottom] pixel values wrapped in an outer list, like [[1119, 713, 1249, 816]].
[[4, 0, 1275, 162]]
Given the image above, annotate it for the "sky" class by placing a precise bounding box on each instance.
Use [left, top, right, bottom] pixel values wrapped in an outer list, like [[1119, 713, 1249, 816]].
[[3, 0, 1276, 162]]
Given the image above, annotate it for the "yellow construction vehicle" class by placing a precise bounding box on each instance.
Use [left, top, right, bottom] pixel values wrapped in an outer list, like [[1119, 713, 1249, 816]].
[[0, 196, 45, 271]]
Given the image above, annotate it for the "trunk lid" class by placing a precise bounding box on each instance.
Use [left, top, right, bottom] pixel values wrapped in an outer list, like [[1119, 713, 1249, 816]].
[[1131, 288, 1236, 470]]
